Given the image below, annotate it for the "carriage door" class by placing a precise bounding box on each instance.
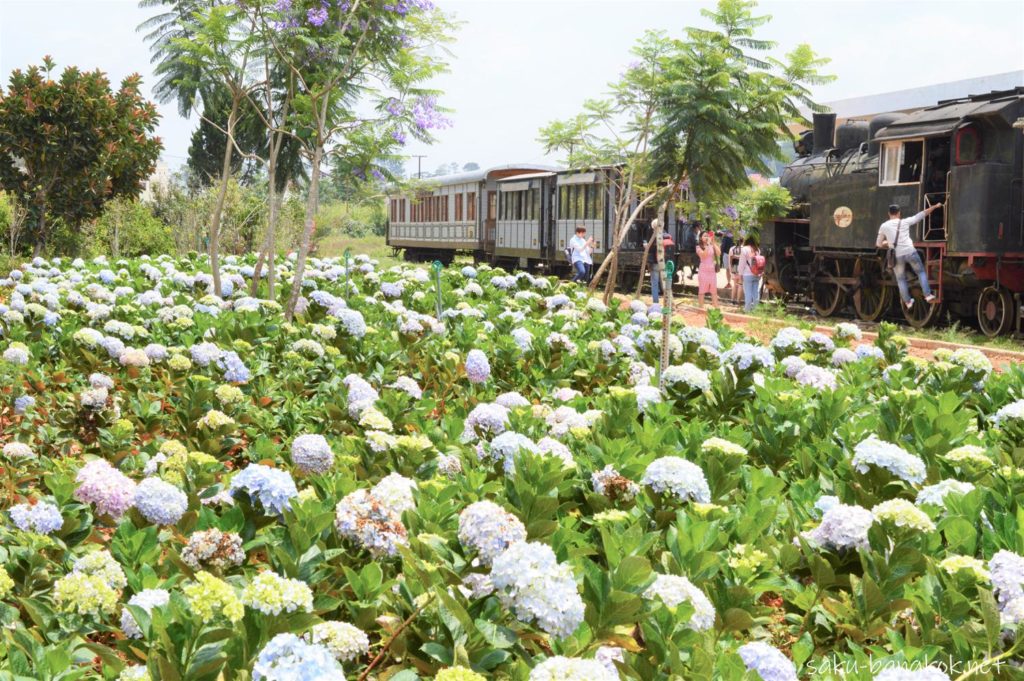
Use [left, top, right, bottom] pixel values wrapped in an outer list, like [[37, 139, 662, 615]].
[[485, 191, 497, 252]]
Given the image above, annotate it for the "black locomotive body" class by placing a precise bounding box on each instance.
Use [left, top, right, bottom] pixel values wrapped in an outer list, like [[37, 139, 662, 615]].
[[762, 87, 1024, 336]]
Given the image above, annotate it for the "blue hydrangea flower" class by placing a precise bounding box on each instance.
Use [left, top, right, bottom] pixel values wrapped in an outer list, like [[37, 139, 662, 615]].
[[133, 478, 188, 525], [738, 642, 798, 681], [217, 351, 251, 383], [641, 457, 711, 503], [230, 464, 298, 515], [9, 501, 63, 534], [458, 500, 527, 565], [461, 266, 477, 278], [252, 633, 344, 681], [13, 395, 35, 414], [190, 342, 222, 367], [851, 436, 926, 485], [721, 342, 775, 372]]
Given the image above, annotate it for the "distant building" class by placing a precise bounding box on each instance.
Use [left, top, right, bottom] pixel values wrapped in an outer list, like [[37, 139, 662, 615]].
[[140, 160, 171, 203]]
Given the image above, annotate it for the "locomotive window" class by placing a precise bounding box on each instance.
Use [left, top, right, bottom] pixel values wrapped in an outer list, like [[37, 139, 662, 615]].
[[880, 141, 923, 186], [956, 127, 980, 164]]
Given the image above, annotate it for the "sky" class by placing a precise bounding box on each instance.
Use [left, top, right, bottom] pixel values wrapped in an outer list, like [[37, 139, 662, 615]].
[[1, 0, 1022, 177]]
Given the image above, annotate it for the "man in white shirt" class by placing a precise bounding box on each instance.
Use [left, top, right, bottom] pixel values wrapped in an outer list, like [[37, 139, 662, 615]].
[[876, 202, 943, 309], [568, 225, 594, 283]]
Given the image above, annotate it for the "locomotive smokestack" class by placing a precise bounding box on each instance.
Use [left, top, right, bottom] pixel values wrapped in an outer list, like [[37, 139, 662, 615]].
[[812, 113, 836, 154]]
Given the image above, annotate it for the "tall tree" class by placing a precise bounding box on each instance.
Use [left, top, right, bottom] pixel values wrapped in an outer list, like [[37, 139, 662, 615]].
[[261, 0, 456, 320], [186, 93, 266, 187], [0, 57, 162, 255], [649, 0, 833, 208], [540, 31, 674, 303], [162, 2, 262, 297]]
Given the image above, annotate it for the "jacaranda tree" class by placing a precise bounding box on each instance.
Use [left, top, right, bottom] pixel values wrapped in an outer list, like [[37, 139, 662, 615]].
[[0, 57, 162, 255]]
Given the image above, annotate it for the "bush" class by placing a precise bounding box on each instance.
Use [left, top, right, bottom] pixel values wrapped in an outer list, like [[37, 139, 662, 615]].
[[87, 197, 174, 258]]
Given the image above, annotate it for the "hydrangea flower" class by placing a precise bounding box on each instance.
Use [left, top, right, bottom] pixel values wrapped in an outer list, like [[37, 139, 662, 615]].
[[229, 464, 299, 515], [436, 667, 487, 681], [942, 444, 992, 468], [661, 363, 711, 392], [306, 621, 370, 662], [591, 465, 639, 501], [291, 434, 334, 474], [939, 555, 990, 580], [461, 402, 510, 442], [9, 501, 63, 534], [737, 641, 798, 681], [795, 364, 838, 390], [991, 399, 1024, 428], [801, 503, 873, 551], [74, 459, 137, 519], [832, 348, 858, 366], [2, 442, 34, 459], [528, 656, 618, 681], [701, 437, 748, 458], [241, 572, 314, 615], [2, 342, 30, 365], [252, 633, 344, 681], [120, 589, 170, 638], [720, 342, 775, 371], [458, 500, 528, 565], [851, 436, 926, 485], [181, 528, 245, 570], [133, 477, 188, 525], [835, 322, 862, 341], [770, 327, 805, 354], [335, 488, 408, 557], [855, 344, 885, 360], [642, 574, 716, 630], [480, 432, 539, 475], [117, 666, 150, 681], [988, 549, 1024, 620], [641, 457, 711, 503], [183, 571, 244, 623], [53, 572, 120, 617], [490, 542, 585, 640], [915, 479, 974, 507], [871, 499, 935, 532], [388, 375, 423, 399]]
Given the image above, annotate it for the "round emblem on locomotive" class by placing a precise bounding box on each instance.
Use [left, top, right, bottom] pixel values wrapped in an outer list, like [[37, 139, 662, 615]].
[[833, 206, 853, 228]]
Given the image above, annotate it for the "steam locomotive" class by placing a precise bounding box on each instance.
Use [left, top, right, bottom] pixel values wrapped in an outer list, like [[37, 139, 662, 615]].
[[762, 87, 1024, 336]]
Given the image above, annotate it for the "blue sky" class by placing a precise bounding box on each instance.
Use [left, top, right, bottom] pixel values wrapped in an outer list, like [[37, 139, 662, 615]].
[[2, 0, 1022, 176]]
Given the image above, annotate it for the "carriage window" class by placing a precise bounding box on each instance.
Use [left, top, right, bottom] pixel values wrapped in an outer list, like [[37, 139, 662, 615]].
[[467, 193, 476, 221], [956, 127, 980, 165], [593, 186, 604, 221], [531, 188, 540, 221], [880, 141, 922, 186], [455, 193, 463, 221]]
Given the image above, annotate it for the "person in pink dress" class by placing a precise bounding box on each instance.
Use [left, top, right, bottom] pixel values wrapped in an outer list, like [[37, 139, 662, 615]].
[[695, 230, 721, 308]]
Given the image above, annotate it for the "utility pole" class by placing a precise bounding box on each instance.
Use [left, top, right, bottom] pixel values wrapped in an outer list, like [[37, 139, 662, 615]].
[[411, 155, 427, 179]]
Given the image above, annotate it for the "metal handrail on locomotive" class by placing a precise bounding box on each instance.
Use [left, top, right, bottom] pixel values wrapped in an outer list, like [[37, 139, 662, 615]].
[[385, 165, 675, 285], [761, 86, 1024, 337]]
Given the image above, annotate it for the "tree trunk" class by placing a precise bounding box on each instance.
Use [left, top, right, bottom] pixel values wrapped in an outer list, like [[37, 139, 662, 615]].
[[208, 96, 240, 298], [285, 145, 322, 320], [250, 159, 277, 297], [588, 191, 660, 293]]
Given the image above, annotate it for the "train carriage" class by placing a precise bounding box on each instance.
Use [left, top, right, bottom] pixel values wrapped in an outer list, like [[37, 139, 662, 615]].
[[385, 164, 553, 264]]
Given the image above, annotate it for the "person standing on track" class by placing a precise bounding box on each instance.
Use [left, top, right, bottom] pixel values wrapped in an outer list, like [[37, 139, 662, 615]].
[[876, 203, 942, 309], [568, 224, 594, 283], [695, 230, 720, 308], [739, 236, 762, 312]]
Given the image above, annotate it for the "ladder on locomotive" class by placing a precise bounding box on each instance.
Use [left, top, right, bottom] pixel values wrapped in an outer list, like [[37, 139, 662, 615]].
[[916, 177, 949, 303]]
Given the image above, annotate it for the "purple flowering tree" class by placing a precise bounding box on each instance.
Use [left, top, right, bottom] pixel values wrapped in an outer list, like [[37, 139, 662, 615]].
[[262, 0, 455, 320]]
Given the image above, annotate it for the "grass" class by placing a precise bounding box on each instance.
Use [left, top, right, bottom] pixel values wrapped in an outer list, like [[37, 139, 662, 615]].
[[317, 233, 400, 267]]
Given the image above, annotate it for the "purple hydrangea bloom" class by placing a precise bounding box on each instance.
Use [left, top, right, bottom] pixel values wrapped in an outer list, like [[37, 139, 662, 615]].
[[75, 459, 137, 519], [217, 351, 251, 383], [291, 434, 335, 475], [14, 395, 35, 414], [465, 349, 490, 384]]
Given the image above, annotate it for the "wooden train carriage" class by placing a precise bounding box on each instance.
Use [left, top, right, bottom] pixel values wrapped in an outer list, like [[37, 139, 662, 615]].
[[494, 172, 556, 268], [386, 165, 554, 263]]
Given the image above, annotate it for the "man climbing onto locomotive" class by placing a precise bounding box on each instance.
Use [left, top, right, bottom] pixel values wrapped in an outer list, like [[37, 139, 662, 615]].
[[876, 202, 943, 309]]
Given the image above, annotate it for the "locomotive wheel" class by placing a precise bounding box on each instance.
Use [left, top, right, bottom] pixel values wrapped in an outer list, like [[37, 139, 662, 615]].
[[852, 256, 892, 323], [812, 258, 845, 317], [901, 290, 944, 329], [975, 286, 1014, 337]]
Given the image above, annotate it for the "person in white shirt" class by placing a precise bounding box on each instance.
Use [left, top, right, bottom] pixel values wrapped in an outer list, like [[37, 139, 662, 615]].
[[876, 202, 943, 309], [568, 225, 595, 283]]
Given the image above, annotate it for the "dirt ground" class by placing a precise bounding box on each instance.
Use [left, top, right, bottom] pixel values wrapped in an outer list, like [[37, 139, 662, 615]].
[[614, 266, 1024, 371]]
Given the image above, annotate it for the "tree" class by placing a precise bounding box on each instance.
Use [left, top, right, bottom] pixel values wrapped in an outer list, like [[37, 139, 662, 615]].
[[260, 0, 456, 320], [649, 0, 833, 209], [462, 161, 479, 172], [539, 31, 674, 303], [160, 3, 262, 297], [186, 94, 266, 187], [0, 191, 28, 256], [0, 57, 162, 255]]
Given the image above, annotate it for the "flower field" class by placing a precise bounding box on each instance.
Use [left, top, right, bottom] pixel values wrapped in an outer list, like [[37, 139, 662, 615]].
[[1, 253, 1023, 681]]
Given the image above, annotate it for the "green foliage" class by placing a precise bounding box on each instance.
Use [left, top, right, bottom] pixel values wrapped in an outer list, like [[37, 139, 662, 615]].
[[0, 57, 163, 255], [86, 197, 174, 258], [649, 0, 834, 204]]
